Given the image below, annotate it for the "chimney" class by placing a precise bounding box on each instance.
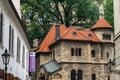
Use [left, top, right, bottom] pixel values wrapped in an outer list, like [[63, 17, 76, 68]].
[[55, 24, 60, 40]]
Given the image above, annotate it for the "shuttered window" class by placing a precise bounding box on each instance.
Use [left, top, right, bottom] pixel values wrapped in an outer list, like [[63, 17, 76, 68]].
[[17, 37, 21, 62], [9, 25, 14, 54], [22, 46, 25, 67]]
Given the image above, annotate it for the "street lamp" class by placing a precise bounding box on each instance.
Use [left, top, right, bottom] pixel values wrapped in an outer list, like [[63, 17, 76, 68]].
[[2, 49, 10, 80], [107, 59, 120, 74]]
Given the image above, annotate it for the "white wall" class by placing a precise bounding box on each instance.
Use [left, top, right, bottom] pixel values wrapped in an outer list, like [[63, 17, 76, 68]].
[[0, 0, 31, 80]]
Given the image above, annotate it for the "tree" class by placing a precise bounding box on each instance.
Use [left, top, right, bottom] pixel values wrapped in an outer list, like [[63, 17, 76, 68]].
[[21, 0, 100, 42], [104, 0, 114, 27]]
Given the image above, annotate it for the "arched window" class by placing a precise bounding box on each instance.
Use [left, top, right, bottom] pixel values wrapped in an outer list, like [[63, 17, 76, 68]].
[[71, 69, 76, 80], [102, 34, 106, 40], [108, 35, 111, 40], [91, 50, 95, 57], [108, 76, 110, 80], [92, 74, 96, 80], [78, 70, 82, 80], [71, 48, 74, 56], [75, 48, 78, 56], [78, 48, 81, 56], [107, 53, 109, 58]]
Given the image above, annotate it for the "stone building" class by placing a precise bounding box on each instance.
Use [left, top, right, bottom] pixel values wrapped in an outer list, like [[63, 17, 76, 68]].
[[36, 18, 115, 80], [113, 0, 120, 80]]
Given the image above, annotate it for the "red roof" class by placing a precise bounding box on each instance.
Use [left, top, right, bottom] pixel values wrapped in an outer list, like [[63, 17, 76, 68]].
[[91, 18, 112, 30], [78, 30, 101, 42], [37, 19, 113, 53], [60, 26, 90, 41], [37, 24, 67, 52]]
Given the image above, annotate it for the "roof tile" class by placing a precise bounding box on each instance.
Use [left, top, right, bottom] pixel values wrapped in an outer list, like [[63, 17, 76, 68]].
[[37, 24, 67, 52], [91, 18, 112, 30]]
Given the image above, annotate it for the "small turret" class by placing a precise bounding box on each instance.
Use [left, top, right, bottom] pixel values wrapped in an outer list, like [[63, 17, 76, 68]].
[[91, 18, 113, 42]]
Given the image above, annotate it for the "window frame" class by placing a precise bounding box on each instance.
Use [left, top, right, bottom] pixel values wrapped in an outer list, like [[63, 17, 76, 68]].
[[71, 69, 76, 80], [0, 13, 3, 44], [91, 50, 95, 58], [92, 73, 96, 80], [16, 37, 21, 62]]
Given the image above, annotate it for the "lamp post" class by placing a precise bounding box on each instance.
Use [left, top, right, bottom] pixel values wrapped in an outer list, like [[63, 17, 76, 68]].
[[2, 49, 10, 80], [107, 59, 120, 74]]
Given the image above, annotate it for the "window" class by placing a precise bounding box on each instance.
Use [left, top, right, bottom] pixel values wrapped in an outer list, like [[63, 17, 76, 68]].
[[71, 69, 76, 80], [75, 48, 78, 56], [91, 50, 95, 58], [102, 34, 111, 40], [92, 74, 96, 80], [9, 25, 14, 54], [0, 13, 3, 44], [78, 70, 82, 80], [72, 32, 77, 36], [108, 35, 111, 40], [108, 76, 110, 80], [88, 34, 92, 38], [102, 34, 106, 40], [78, 48, 81, 56], [71, 48, 81, 56], [107, 53, 109, 58], [40, 73, 45, 80], [52, 50, 55, 60], [22, 46, 25, 67], [17, 37, 21, 62], [71, 48, 74, 56]]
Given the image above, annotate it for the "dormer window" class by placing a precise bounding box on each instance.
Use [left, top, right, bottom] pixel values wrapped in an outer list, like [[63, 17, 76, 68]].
[[72, 32, 77, 36], [88, 34, 92, 38], [102, 34, 111, 40]]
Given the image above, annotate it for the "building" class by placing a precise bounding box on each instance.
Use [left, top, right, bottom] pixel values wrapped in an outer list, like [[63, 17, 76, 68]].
[[36, 18, 115, 80], [113, 0, 120, 80], [0, 0, 31, 80]]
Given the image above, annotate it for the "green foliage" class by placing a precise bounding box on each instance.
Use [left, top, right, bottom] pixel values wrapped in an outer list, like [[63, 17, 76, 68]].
[[104, 0, 114, 27], [21, 0, 100, 42]]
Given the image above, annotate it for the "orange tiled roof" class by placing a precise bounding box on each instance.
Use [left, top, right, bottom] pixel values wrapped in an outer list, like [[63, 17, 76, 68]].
[[37, 24, 67, 52], [60, 26, 90, 41], [91, 18, 112, 30], [37, 21, 112, 53], [78, 30, 101, 42]]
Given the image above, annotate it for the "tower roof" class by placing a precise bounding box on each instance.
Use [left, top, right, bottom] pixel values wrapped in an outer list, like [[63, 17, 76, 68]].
[[91, 18, 112, 30]]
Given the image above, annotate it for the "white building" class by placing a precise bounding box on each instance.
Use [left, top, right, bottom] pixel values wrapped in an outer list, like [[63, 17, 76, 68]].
[[114, 0, 120, 80], [0, 0, 31, 80]]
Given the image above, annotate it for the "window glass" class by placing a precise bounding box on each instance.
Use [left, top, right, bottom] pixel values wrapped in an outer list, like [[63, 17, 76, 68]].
[[91, 50, 95, 57], [92, 74, 96, 80], [71, 48, 74, 56], [71, 69, 76, 80], [78, 70, 82, 80]]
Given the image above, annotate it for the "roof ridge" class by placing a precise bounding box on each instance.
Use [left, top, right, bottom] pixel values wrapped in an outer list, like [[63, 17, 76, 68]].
[[77, 29, 91, 41], [60, 26, 74, 38]]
